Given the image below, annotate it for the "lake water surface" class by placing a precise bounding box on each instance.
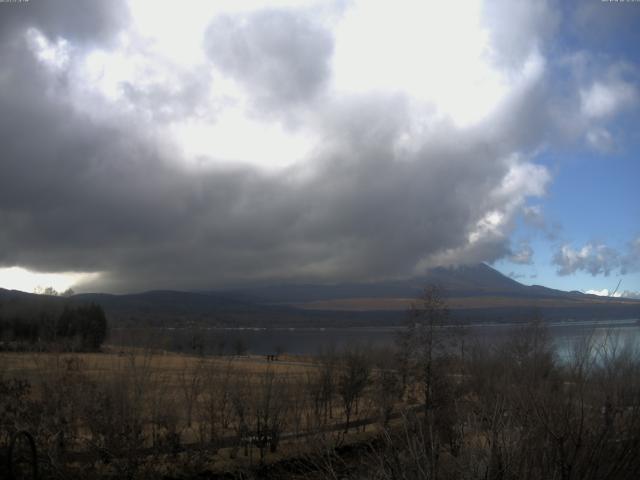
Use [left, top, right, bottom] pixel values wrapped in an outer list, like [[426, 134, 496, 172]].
[[110, 318, 640, 358]]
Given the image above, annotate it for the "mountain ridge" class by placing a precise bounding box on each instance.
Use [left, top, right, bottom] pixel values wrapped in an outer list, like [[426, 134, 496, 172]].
[[222, 264, 604, 304], [1, 264, 639, 326]]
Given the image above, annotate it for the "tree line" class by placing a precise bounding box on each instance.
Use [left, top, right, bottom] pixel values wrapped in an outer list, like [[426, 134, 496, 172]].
[[0, 303, 108, 351]]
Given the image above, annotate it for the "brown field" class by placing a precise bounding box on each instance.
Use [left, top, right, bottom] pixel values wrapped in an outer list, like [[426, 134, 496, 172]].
[[4, 319, 640, 480], [1, 348, 316, 380], [0, 346, 395, 478], [0, 348, 327, 444]]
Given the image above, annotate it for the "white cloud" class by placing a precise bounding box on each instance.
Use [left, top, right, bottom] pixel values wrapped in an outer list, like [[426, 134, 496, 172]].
[[585, 288, 621, 298], [553, 237, 640, 276], [482, 0, 559, 70], [549, 53, 640, 154], [0, 267, 97, 293], [331, 0, 510, 127], [553, 238, 640, 278], [580, 80, 637, 119], [554, 243, 620, 276], [585, 127, 614, 153]]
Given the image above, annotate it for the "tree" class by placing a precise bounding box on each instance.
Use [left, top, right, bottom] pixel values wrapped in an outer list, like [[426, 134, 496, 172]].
[[178, 358, 204, 429], [338, 348, 371, 433], [84, 304, 108, 350], [56, 304, 107, 351], [398, 285, 453, 476], [402, 285, 450, 412]]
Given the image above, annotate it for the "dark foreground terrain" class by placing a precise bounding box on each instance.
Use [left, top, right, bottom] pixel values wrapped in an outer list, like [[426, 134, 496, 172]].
[[4, 312, 640, 479]]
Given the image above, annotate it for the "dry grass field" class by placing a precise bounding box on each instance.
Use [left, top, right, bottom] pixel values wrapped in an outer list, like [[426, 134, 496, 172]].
[[5, 320, 640, 479], [1, 348, 316, 381], [0, 345, 394, 478]]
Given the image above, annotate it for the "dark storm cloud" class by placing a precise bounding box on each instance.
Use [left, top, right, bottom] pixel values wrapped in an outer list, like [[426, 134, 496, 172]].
[[204, 8, 334, 109], [119, 65, 216, 123], [0, 0, 129, 45], [0, 43, 538, 293], [0, 0, 554, 292]]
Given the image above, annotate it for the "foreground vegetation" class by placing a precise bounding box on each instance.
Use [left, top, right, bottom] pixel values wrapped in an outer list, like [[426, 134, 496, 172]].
[[0, 303, 108, 352], [2, 289, 640, 479]]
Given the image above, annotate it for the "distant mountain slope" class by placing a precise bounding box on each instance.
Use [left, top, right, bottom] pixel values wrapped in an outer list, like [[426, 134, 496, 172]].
[[0, 287, 314, 327], [0, 287, 67, 318], [225, 264, 524, 303], [72, 290, 258, 315], [226, 263, 640, 320], [227, 263, 596, 304], [70, 290, 302, 327], [2, 264, 639, 327]]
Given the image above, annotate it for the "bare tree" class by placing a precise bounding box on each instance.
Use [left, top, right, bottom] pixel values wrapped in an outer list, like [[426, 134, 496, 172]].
[[374, 369, 402, 427], [252, 367, 289, 459], [198, 359, 235, 447], [177, 357, 205, 429], [338, 348, 371, 433]]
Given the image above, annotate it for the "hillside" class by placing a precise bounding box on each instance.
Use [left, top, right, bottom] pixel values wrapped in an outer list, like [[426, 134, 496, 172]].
[[225, 263, 640, 322], [2, 264, 639, 327], [228, 263, 630, 306]]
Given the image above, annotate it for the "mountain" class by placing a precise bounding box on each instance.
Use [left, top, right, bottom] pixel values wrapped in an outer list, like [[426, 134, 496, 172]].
[[0, 286, 78, 313], [2, 264, 639, 327], [228, 264, 535, 303], [225, 263, 640, 322], [226, 263, 616, 306]]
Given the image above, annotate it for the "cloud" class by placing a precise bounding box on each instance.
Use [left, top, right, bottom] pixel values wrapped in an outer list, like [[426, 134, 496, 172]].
[[584, 288, 640, 300], [509, 242, 534, 265], [585, 288, 621, 298], [553, 238, 640, 277], [2, 0, 635, 293], [550, 46, 640, 154], [481, 0, 559, 70], [553, 243, 619, 276], [621, 290, 640, 300], [204, 8, 334, 110], [580, 80, 637, 119], [118, 64, 215, 123], [0, 15, 551, 293], [520, 205, 562, 241], [585, 127, 614, 153], [0, 0, 129, 45], [522, 205, 545, 228]]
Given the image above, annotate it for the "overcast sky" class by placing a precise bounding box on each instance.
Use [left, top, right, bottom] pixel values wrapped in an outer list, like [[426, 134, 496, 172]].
[[0, 0, 638, 296]]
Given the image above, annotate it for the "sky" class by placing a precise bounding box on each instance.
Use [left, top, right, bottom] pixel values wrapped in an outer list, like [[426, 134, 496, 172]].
[[0, 0, 638, 296]]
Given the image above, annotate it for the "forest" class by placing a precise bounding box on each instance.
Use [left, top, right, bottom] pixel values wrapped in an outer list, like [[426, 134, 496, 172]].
[[0, 303, 108, 352]]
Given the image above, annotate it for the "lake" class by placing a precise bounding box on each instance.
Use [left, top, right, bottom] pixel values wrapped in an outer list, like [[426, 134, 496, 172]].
[[109, 318, 640, 358]]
